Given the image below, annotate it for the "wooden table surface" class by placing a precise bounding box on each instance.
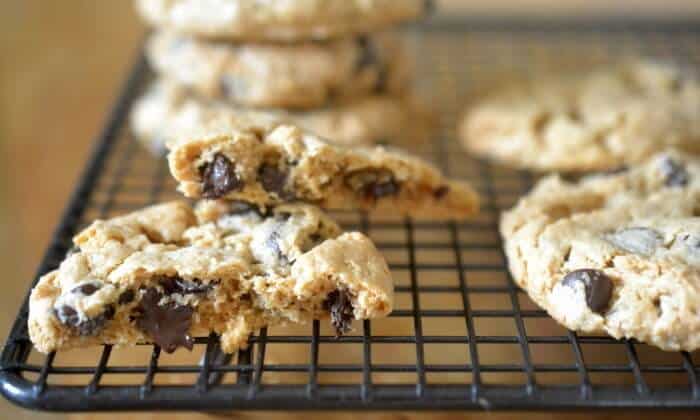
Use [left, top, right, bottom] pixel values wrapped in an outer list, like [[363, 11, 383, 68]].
[[1, 1, 699, 419]]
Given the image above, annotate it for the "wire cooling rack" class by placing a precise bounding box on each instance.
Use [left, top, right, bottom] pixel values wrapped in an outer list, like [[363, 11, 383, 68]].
[[2, 20, 700, 412]]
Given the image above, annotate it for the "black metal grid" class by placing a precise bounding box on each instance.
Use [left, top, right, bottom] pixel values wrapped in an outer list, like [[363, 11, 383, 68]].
[[2, 21, 700, 412]]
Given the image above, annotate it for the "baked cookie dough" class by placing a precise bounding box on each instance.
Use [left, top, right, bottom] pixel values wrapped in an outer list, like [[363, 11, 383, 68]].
[[501, 150, 700, 351], [130, 80, 429, 154], [166, 118, 479, 220], [461, 60, 700, 172], [29, 201, 393, 354], [146, 30, 409, 108], [135, 0, 429, 42]]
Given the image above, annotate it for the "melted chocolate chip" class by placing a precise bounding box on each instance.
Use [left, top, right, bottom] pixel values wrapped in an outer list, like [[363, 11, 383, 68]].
[[345, 169, 400, 200], [433, 185, 450, 199], [55, 305, 79, 326], [133, 288, 194, 353], [562, 269, 613, 314], [75, 315, 111, 336], [54, 304, 113, 336], [200, 153, 243, 199], [258, 163, 293, 199], [324, 290, 354, 337], [118, 289, 135, 305], [659, 156, 689, 187], [158, 276, 213, 295], [73, 283, 100, 296]]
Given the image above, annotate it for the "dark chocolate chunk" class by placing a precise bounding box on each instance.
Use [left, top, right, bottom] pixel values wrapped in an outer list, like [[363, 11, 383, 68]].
[[133, 288, 194, 353], [345, 169, 400, 200], [324, 290, 354, 337], [258, 163, 293, 199], [659, 156, 689, 187], [158, 276, 213, 295], [200, 153, 243, 199], [103, 304, 115, 320], [54, 304, 113, 336], [433, 185, 450, 199], [73, 283, 100, 296], [561, 269, 613, 314], [118, 289, 135, 305]]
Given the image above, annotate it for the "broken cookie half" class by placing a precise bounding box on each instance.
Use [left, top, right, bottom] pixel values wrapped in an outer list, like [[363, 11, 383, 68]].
[[167, 118, 479, 220], [29, 201, 393, 354]]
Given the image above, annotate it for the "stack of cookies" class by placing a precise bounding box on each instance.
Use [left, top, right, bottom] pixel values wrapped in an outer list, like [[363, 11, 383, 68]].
[[131, 0, 434, 154], [29, 108, 480, 354]]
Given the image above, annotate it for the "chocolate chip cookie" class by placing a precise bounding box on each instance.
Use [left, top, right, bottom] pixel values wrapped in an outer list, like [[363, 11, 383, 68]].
[[130, 79, 429, 154], [501, 150, 700, 351], [146, 30, 409, 109], [166, 119, 479, 220], [135, 0, 430, 42], [460, 60, 700, 171], [29, 201, 393, 354]]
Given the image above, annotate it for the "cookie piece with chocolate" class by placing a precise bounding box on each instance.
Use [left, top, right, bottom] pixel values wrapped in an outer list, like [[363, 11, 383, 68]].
[[28, 201, 393, 354], [167, 118, 479, 220], [146, 30, 409, 109], [501, 150, 700, 351]]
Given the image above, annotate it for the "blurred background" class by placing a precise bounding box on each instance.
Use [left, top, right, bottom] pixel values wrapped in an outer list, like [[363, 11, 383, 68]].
[[1, 1, 700, 419]]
